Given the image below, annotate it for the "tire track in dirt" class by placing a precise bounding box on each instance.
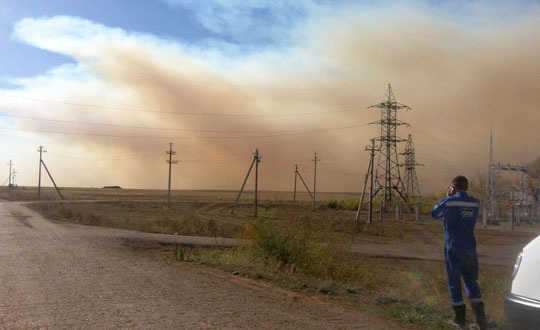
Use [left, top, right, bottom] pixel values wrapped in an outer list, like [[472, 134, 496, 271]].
[[194, 202, 248, 226]]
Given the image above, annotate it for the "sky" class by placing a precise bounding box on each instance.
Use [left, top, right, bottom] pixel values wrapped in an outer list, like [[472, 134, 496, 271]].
[[1, 0, 539, 194]]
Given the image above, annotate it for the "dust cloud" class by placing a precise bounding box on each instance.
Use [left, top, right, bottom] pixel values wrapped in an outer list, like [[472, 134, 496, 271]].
[[3, 4, 540, 194]]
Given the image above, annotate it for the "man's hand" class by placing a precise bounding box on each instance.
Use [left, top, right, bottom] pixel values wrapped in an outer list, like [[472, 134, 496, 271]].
[[446, 186, 456, 197]]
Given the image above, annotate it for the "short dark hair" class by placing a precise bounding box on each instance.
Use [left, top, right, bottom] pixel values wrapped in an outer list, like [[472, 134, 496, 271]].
[[452, 175, 468, 191]]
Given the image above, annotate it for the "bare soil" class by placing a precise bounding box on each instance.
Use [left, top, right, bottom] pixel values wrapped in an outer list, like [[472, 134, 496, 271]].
[[0, 200, 407, 329]]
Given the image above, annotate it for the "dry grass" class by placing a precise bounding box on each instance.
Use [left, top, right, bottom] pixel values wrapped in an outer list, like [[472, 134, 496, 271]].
[[0, 186, 361, 203], [184, 217, 514, 329], [27, 201, 242, 237]]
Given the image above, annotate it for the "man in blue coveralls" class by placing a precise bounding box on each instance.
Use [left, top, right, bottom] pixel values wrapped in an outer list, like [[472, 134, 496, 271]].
[[431, 176, 488, 329]]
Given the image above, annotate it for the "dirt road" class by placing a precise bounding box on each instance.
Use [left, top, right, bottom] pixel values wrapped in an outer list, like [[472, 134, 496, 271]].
[[0, 201, 405, 329]]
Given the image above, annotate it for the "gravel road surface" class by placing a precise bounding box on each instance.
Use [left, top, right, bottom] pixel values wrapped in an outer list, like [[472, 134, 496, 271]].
[[0, 201, 404, 329]]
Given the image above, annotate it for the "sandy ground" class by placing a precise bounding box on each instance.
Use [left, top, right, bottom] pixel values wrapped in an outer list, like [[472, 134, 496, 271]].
[[0, 200, 407, 330]]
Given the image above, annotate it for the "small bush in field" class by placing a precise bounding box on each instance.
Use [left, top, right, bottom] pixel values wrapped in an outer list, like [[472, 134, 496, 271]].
[[248, 211, 360, 281], [251, 214, 311, 265], [326, 199, 339, 209], [325, 199, 359, 211], [341, 199, 359, 210]]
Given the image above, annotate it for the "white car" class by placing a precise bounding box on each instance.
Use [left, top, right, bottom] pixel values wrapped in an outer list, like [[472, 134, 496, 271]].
[[505, 234, 540, 329]]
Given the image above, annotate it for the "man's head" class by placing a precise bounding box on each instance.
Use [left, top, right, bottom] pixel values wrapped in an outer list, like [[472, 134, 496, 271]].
[[452, 175, 468, 192]]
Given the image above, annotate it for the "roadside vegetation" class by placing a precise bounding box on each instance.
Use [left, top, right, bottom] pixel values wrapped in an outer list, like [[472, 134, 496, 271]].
[[170, 210, 511, 330], [27, 201, 242, 238]]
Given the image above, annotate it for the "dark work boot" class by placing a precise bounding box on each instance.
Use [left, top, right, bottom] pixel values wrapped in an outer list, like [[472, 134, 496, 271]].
[[451, 304, 466, 329], [471, 301, 488, 330]]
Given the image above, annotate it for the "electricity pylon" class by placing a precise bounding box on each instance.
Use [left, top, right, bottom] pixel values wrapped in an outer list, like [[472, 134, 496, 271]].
[[368, 84, 411, 209], [400, 134, 422, 200]]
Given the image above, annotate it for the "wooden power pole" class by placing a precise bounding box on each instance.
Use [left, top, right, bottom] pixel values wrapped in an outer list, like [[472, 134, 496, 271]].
[[7, 160, 13, 194], [166, 143, 178, 208], [312, 152, 319, 211], [37, 146, 45, 199], [231, 148, 261, 217]]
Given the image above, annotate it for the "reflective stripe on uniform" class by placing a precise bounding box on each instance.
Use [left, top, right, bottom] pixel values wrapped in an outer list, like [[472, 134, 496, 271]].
[[445, 201, 479, 207]]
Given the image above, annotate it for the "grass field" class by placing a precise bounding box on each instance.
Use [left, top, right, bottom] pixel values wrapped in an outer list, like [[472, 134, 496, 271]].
[[6, 186, 539, 329], [0, 186, 359, 202]]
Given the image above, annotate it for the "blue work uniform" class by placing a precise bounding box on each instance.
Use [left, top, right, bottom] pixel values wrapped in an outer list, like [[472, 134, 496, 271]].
[[430, 192, 482, 306]]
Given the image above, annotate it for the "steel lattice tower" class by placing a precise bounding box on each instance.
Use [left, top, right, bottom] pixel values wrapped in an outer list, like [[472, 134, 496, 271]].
[[369, 84, 411, 208], [401, 134, 422, 199]]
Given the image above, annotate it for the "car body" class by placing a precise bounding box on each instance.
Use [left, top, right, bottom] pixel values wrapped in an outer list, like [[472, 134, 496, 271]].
[[505, 234, 540, 329]]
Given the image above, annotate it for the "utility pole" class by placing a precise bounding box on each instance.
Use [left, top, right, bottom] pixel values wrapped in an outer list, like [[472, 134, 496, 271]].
[[356, 138, 380, 227], [355, 157, 371, 226], [35, 146, 63, 200], [37, 146, 46, 199], [165, 143, 178, 208], [368, 84, 411, 210], [484, 126, 494, 228], [367, 139, 379, 224], [312, 152, 319, 211], [11, 170, 17, 187], [40, 160, 64, 200], [7, 160, 13, 194], [254, 148, 261, 217], [293, 164, 298, 203], [231, 148, 261, 217], [293, 164, 313, 204]]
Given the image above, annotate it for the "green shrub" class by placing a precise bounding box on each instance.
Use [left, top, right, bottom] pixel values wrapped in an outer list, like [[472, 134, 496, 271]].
[[252, 215, 312, 265], [341, 199, 359, 210], [325, 199, 359, 210], [326, 199, 339, 209], [248, 211, 359, 281]]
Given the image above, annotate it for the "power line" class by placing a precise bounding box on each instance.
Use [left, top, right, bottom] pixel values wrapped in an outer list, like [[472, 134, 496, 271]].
[[0, 111, 362, 133], [46, 153, 147, 161], [0, 93, 361, 117], [46, 152, 248, 162], [317, 168, 363, 177], [0, 123, 366, 139], [414, 142, 486, 164], [410, 126, 486, 163], [410, 109, 521, 162], [47, 150, 134, 156]]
